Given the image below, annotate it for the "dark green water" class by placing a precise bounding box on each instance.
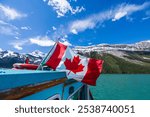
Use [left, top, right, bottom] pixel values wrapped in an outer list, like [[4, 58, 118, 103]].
[[90, 74, 150, 100]]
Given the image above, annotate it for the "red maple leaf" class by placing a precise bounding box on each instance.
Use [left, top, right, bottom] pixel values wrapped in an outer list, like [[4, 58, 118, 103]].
[[64, 56, 84, 75]]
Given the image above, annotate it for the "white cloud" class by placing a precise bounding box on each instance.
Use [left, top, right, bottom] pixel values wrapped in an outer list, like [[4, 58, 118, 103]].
[[70, 18, 97, 34], [142, 10, 150, 20], [142, 16, 150, 20], [49, 24, 69, 40], [69, 2, 150, 34], [88, 42, 92, 45], [0, 4, 27, 20], [21, 26, 31, 30], [0, 20, 19, 36], [14, 45, 23, 50], [52, 26, 57, 31], [59, 36, 72, 46], [15, 36, 19, 39], [71, 29, 78, 34], [43, 0, 85, 17], [62, 40, 72, 46], [112, 2, 150, 21], [10, 40, 28, 50], [0, 48, 3, 51], [10, 36, 55, 50], [69, 10, 112, 34], [112, 11, 127, 21], [29, 36, 55, 46], [72, 6, 85, 14], [64, 34, 68, 38]]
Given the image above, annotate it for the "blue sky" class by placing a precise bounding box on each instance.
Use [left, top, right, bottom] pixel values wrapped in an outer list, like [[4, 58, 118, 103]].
[[0, 0, 150, 53]]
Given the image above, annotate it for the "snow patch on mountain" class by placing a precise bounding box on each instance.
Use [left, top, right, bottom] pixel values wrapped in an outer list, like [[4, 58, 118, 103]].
[[74, 40, 150, 65], [29, 50, 46, 58], [75, 40, 150, 52], [0, 49, 46, 67], [106, 50, 127, 59], [134, 40, 150, 50], [3, 51, 18, 58]]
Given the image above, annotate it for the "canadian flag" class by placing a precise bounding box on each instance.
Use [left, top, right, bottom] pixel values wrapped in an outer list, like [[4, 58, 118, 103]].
[[43, 42, 104, 86]]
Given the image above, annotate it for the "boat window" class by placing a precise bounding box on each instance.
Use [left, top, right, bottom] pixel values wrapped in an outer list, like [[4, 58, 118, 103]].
[[47, 94, 61, 100]]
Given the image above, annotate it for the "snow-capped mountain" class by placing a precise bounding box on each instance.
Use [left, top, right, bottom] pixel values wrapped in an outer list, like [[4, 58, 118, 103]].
[[27, 50, 46, 64], [29, 50, 46, 58], [0, 50, 46, 68], [0, 48, 2, 52], [0, 50, 24, 59], [74, 40, 150, 65], [0, 40, 150, 68], [75, 40, 150, 53], [135, 40, 150, 50]]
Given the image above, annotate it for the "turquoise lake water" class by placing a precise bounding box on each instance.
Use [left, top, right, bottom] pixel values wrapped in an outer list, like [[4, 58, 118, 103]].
[[90, 74, 150, 100]]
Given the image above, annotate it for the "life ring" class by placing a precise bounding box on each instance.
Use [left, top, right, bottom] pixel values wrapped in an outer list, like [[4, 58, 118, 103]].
[[13, 63, 38, 70]]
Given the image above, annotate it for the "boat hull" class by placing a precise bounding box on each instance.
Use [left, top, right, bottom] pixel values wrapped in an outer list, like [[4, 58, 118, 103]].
[[0, 69, 84, 100]]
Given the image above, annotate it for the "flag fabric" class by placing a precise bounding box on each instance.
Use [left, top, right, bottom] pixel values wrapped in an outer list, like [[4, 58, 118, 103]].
[[42, 42, 104, 86]]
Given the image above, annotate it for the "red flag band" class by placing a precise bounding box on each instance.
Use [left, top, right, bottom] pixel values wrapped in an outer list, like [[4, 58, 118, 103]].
[[46, 42, 67, 70]]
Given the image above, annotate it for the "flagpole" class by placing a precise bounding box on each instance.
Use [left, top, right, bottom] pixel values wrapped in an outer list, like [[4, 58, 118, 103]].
[[37, 37, 61, 70]]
